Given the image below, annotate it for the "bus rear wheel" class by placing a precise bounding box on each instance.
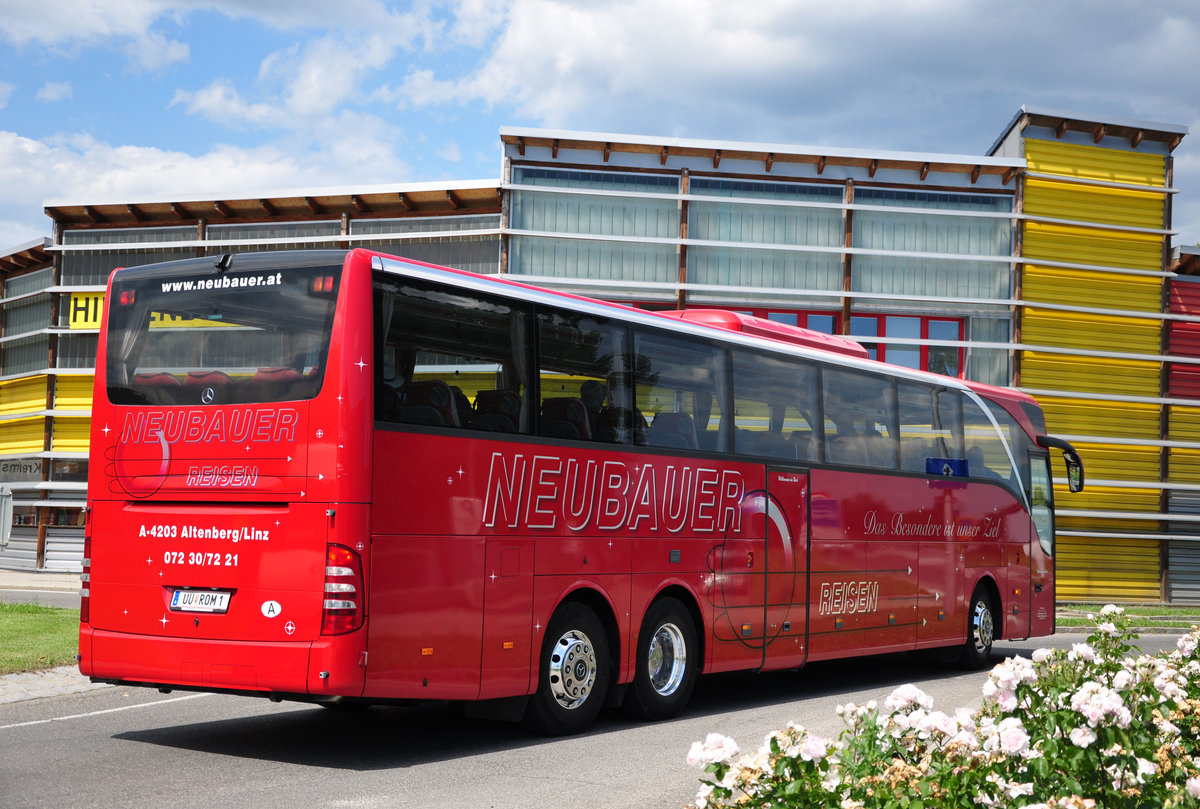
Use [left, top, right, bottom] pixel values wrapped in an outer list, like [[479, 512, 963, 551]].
[[961, 586, 996, 670], [525, 602, 610, 735], [624, 597, 698, 721]]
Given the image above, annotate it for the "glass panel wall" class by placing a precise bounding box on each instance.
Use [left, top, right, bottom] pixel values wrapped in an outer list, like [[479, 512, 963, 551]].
[[852, 189, 1013, 313], [509, 168, 678, 289], [688, 179, 843, 306]]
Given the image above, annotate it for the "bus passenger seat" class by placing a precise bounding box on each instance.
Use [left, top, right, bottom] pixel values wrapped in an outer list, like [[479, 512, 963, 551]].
[[648, 412, 698, 449], [540, 397, 591, 440], [827, 435, 869, 466], [253, 366, 301, 383], [398, 380, 460, 427], [473, 389, 521, 433], [183, 370, 233, 387], [753, 432, 798, 460], [133, 371, 181, 386], [901, 439, 930, 472], [790, 432, 815, 460]]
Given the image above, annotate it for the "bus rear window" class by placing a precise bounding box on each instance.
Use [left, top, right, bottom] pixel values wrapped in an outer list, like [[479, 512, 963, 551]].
[[105, 264, 341, 406]]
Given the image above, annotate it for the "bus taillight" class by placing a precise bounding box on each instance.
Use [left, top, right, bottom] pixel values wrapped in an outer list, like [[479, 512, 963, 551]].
[[80, 522, 92, 625], [321, 544, 363, 635]]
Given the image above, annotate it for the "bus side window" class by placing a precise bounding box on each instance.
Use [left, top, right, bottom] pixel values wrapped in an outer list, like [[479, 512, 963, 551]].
[[823, 368, 897, 469], [962, 397, 1012, 483], [898, 382, 951, 472], [731, 349, 818, 461], [633, 329, 727, 452], [375, 276, 528, 432], [536, 309, 630, 444]]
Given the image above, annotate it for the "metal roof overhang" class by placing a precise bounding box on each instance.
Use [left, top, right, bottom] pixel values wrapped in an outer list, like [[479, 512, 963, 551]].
[[44, 180, 503, 230], [0, 238, 52, 277], [500, 126, 1023, 184], [989, 105, 1188, 156]]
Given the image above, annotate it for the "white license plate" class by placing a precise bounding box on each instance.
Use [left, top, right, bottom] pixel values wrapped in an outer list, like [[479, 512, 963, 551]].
[[170, 589, 231, 613]]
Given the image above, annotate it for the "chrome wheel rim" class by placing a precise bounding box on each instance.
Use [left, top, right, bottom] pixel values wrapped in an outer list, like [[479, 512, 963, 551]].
[[548, 629, 597, 710], [971, 599, 994, 654], [648, 622, 688, 697]]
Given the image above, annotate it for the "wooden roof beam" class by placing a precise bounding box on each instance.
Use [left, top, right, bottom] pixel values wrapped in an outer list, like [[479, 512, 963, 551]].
[[1092, 124, 1106, 144], [398, 192, 413, 212], [713, 149, 722, 169], [446, 190, 461, 209], [213, 200, 232, 218], [920, 162, 930, 181], [1055, 120, 1068, 139], [1131, 130, 1144, 148], [661, 146, 668, 165], [259, 199, 277, 216], [765, 153, 774, 173], [970, 165, 982, 184], [603, 142, 611, 162], [552, 139, 559, 159], [304, 196, 323, 214], [1003, 167, 1017, 185], [516, 136, 525, 156], [126, 204, 146, 222], [83, 205, 106, 224], [351, 195, 369, 213], [868, 159, 878, 178], [817, 156, 826, 174], [170, 202, 189, 220]]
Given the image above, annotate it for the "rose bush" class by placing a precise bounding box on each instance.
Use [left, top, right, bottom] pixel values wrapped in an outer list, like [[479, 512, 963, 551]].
[[688, 606, 1200, 808]]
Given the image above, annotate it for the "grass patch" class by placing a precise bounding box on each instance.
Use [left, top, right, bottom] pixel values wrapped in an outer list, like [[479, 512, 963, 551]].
[[0, 602, 79, 675], [1057, 602, 1200, 632]]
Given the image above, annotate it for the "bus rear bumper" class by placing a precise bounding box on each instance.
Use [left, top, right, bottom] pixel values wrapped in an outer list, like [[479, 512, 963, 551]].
[[79, 626, 365, 698]]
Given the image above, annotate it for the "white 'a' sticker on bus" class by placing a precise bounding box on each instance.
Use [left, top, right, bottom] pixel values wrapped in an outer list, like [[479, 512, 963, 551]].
[[261, 600, 282, 618]]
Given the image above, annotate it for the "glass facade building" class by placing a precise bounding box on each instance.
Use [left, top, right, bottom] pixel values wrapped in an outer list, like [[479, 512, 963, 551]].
[[0, 107, 1195, 605]]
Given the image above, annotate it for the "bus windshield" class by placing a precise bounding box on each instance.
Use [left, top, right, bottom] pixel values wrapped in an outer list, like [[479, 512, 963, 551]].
[[105, 258, 341, 406]]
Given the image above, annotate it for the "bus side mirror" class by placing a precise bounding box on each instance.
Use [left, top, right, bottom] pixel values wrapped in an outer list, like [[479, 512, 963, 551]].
[[1037, 435, 1084, 493]]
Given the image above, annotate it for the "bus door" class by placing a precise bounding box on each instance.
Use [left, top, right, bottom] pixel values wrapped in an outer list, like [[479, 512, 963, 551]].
[[1027, 454, 1056, 636], [763, 468, 809, 670]]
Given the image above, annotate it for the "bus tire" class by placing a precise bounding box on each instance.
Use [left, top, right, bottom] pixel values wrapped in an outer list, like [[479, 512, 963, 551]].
[[624, 597, 698, 721], [525, 602, 610, 735], [961, 585, 996, 670]]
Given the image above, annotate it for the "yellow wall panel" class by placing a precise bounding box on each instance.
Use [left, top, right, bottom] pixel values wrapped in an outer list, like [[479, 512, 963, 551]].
[[1021, 308, 1161, 355], [1023, 221, 1163, 271], [1170, 448, 1200, 483], [50, 417, 91, 453], [1024, 177, 1164, 230], [1021, 264, 1162, 312], [1038, 398, 1159, 440], [1056, 442, 1160, 482], [0, 377, 48, 417], [1025, 139, 1167, 188], [1021, 353, 1159, 398], [1056, 535, 1160, 602], [53, 376, 95, 411], [1169, 407, 1200, 442], [0, 416, 46, 455], [1056, 485, 1160, 514]]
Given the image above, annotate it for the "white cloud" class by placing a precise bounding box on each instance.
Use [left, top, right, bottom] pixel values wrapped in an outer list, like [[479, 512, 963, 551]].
[[0, 128, 413, 248], [126, 31, 190, 72], [0, 0, 163, 44], [0, 81, 13, 108], [35, 81, 72, 102]]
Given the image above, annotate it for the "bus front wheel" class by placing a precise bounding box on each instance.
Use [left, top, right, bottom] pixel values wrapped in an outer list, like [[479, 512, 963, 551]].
[[525, 602, 611, 735], [624, 597, 698, 721], [961, 586, 996, 669]]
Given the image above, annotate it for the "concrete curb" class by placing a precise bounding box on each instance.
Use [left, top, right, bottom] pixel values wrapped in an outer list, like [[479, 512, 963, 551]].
[[0, 570, 80, 592]]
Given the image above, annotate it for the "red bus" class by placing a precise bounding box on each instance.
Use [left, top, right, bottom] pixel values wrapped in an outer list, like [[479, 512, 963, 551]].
[[79, 248, 1083, 734]]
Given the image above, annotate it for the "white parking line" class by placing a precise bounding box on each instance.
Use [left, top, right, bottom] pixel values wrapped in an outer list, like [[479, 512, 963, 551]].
[[0, 692, 209, 730]]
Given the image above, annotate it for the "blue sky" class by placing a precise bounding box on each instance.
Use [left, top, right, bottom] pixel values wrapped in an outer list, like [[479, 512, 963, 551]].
[[2, 1, 1200, 252]]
